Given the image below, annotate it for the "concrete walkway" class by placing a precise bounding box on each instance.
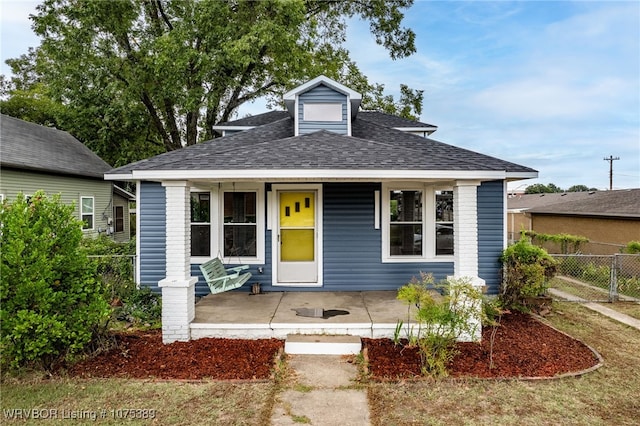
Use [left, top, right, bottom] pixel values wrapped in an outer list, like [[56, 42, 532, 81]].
[[271, 355, 370, 426], [549, 288, 640, 331]]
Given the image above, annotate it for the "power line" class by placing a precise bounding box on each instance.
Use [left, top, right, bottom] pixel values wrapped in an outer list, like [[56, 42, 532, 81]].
[[603, 155, 620, 190]]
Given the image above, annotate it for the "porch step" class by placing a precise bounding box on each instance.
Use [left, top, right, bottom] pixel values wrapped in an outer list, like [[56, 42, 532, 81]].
[[284, 334, 362, 355]]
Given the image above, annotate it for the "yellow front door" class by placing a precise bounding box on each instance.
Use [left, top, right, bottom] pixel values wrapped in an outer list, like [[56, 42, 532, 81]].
[[277, 190, 318, 283]]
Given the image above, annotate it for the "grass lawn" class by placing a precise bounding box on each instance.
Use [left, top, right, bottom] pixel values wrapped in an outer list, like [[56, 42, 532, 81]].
[[367, 302, 640, 425], [1, 379, 276, 425]]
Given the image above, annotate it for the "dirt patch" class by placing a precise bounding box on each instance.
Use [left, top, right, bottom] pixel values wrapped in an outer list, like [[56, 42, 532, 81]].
[[364, 311, 601, 379], [65, 312, 599, 380]]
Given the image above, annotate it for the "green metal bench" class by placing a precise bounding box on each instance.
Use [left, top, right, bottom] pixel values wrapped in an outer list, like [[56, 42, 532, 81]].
[[199, 258, 252, 294]]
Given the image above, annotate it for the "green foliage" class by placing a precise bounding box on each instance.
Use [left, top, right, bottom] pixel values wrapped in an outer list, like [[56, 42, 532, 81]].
[[80, 235, 137, 303], [567, 184, 597, 192], [79, 235, 160, 328], [623, 241, 640, 254], [524, 230, 589, 254], [396, 274, 484, 377], [524, 183, 564, 194], [499, 236, 557, 311], [8, 0, 418, 164], [113, 287, 161, 328], [524, 183, 597, 194], [0, 192, 111, 371]]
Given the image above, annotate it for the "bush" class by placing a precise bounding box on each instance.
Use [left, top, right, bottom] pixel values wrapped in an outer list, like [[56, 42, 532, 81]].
[[0, 192, 111, 371], [114, 287, 161, 328], [623, 241, 640, 254], [396, 273, 483, 377], [499, 236, 557, 311], [80, 235, 137, 303]]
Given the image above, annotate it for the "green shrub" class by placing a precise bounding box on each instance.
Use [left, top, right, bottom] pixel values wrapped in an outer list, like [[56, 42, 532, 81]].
[[80, 235, 137, 303], [1, 192, 111, 371], [499, 236, 557, 311], [114, 287, 161, 328], [396, 274, 483, 377], [623, 241, 640, 254], [79, 235, 161, 329]]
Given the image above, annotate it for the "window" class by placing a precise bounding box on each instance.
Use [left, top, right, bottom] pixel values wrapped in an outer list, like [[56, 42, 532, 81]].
[[303, 103, 342, 121], [435, 191, 454, 255], [114, 206, 124, 233], [223, 191, 257, 257], [191, 192, 210, 257], [383, 185, 454, 261], [190, 185, 264, 263], [81, 197, 94, 230], [389, 190, 423, 256]]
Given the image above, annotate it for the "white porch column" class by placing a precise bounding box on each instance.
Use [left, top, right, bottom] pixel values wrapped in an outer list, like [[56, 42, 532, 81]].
[[159, 181, 197, 343], [451, 181, 485, 341]]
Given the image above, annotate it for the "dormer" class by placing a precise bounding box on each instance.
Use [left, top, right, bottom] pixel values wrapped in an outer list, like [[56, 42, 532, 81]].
[[283, 75, 362, 136]]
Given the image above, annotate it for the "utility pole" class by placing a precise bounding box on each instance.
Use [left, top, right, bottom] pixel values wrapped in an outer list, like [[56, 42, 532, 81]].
[[603, 155, 620, 190]]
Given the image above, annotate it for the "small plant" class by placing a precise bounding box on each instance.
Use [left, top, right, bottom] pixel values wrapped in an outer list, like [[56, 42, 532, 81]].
[[499, 235, 557, 312], [482, 297, 508, 370], [396, 274, 484, 378], [113, 287, 161, 328], [396, 272, 435, 346]]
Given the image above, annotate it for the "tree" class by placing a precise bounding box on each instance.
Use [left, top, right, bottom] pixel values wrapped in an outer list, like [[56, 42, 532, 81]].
[[0, 192, 111, 371], [22, 0, 418, 161], [524, 183, 598, 194], [567, 185, 597, 192], [525, 183, 564, 194]]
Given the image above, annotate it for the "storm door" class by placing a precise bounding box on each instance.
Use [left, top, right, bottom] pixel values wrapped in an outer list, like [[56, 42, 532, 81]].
[[275, 187, 320, 285]]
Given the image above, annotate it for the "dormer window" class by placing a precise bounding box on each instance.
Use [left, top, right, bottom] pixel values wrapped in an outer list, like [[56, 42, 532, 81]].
[[303, 103, 342, 122]]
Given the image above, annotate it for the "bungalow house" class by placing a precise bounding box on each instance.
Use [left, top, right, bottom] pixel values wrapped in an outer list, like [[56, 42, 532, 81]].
[[508, 189, 640, 254], [104, 76, 537, 343], [0, 114, 134, 242]]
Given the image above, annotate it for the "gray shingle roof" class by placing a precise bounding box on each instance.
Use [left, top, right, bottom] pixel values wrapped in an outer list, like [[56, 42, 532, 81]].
[[508, 192, 597, 211], [1, 114, 111, 178], [218, 111, 290, 127], [108, 112, 536, 176], [217, 110, 437, 130], [523, 189, 640, 218], [357, 111, 437, 130]]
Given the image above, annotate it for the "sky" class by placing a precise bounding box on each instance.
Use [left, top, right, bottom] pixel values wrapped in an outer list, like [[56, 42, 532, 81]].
[[1, 0, 639, 191]]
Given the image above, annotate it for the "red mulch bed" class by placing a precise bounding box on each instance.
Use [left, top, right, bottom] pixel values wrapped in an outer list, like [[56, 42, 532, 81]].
[[67, 334, 284, 380], [65, 312, 600, 380], [364, 311, 600, 379]]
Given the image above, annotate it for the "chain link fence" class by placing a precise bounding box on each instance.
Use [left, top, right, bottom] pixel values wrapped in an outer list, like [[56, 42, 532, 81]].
[[549, 254, 640, 303]]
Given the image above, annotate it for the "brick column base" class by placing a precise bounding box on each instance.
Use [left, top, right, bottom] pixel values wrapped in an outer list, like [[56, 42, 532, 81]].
[[159, 277, 197, 343]]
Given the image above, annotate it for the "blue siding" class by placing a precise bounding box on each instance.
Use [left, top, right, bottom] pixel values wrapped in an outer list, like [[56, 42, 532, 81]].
[[138, 181, 505, 295], [139, 182, 166, 292], [298, 85, 348, 135], [477, 181, 505, 295], [322, 183, 453, 291]]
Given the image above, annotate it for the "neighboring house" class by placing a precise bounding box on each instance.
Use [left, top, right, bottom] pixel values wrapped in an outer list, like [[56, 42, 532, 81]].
[[105, 76, 537, 342], [0, 114, 133, 242], [508, 189, 640, 254]]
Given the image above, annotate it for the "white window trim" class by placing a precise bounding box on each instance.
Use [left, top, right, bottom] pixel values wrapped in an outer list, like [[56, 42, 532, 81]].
[[190, 191, 212, 258], [80, 196, 95, 231], [190, 183, 265, 265], [381, 183, 455, 263]]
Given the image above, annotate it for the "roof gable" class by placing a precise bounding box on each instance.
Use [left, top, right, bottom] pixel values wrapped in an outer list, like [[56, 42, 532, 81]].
[[1, 114, 111, 178]]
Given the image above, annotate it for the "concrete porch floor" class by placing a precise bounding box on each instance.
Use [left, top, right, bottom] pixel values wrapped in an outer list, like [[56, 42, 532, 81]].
[[190, 291, 414, 340]]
